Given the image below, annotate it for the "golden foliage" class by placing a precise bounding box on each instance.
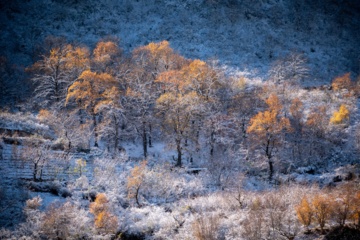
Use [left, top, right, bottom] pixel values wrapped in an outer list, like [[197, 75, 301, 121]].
[[296, 196, 313, 228], [330, 104, 350, 124], [312, 193, 333, 232], [89, 193, 109, 216], [93, 41, 120, 64], [94, 211, 118, 232], [127, 160, 147, 201], [29, 44, 90, 74], [232, 76, 247, 90], [156, 59, 219, 101], [247, 109, 291, 136], [332, 73, 352, 91], [66, 70, 118, 111], [37, 109, 52, 123], [65, 46, 90, 69], [90, 193, 118, 233], [156, 70, 188, 94], [265, 94, 282, 112], [132, 40, 186, 73]]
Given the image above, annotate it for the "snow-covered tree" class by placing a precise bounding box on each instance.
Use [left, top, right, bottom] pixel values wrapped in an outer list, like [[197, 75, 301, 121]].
[[247, 94, 291, 181], [28, 39, 90, 109], [66, 70, 119, 147]]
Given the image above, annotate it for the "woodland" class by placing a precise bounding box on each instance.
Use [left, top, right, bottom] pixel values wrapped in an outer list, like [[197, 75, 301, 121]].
[[0, 0, 360, 239]]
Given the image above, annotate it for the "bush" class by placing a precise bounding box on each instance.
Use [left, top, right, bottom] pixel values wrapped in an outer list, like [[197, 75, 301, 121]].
[[90, 193, 119, 234], [312, 193, 334, 233], [40, 202, 91, 239], [296, 196, 313, 230], [192, 214, 220, 240]]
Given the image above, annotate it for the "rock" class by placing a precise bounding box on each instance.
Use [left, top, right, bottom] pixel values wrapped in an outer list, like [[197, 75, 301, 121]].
[[83, 190, 97, 202], [59, 187, 72, 198], [333, 175, 342, 182], [344, 172, 353, 181]]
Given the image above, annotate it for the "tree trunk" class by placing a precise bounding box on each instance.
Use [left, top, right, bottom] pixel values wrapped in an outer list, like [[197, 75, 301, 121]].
[[135, 185, 141, 207], [148, 123, 152, 147], [210, 130, 215, 156], [176, 142, 182, 167], [114, 114, 119, 153], [92, 111, 98, 147], [65, 131, 71, 150], [265, 138, 274, 182], [39, 167, 43, 181], [33, 162, 38, 181], [142, 122, 147, 158], [268, 160, 273, 182]]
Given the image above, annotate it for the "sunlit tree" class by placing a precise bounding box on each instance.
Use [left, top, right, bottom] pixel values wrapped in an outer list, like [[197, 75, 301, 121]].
[[66, 70, 119, 147], [127, 160, 147, 207], [89, 193, 118, 234], [28, 41, 90, 109], [92, 38, 122, 73], [296, 196, 313, 231], [247, 94, 291, 181]]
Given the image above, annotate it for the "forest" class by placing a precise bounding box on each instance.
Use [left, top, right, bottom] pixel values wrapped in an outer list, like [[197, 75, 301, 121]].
[[0, 0, 360, 239], [0, 36, 359, 240]]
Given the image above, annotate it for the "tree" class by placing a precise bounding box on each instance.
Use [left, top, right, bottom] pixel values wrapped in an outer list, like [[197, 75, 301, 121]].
[[332, 184, 354, 227], [124, 41, 186, 158], [66, 70, 119, 147], [92, 38, 123, 73], [330, 104, 350, 125], [37, 109, 92, 152], [132, 40, 186, 80], [28, 41, 90, 109], [288, 98, 306, 163], [181, 59, 220, 101], [89, 193, 118, 234], [247, 94, 291, 181], [296, 196, 313, 231], [306, 105, 328, 138], [21, 141, 51, 181], [156, 91, 205, 167], [155, 59, 220, 166], [95, 100, 125, 154], [230, 89, 262, 144], [127, 160, 147, 207], [350, 190, 360, 227], [312, 194, 333, 233], [269, 53, 308, 87]]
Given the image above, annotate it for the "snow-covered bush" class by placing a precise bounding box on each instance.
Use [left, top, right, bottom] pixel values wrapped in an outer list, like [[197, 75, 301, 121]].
[[40, 201, 92, 239]]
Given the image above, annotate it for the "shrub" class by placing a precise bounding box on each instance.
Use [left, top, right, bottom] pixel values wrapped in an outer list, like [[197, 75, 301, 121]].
[[90, 193, 119, 234], [40, 202, 91, 239], [296, 196, 313, 230], [192, 214, 220, 240], [312, 194, 334, 233], [242, 209, 265, 240], [331, 184, 354, 227], [350, 191, 360, 228]]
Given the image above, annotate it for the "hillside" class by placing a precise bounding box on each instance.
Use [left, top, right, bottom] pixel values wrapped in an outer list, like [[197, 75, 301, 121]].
[[1, 0, 359, 81], [1, 1, 360, 239]]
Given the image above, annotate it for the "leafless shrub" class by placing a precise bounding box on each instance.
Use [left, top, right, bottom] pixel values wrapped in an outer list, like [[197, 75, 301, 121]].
[[242, 208, 265, 240], [40, 201, 91, 239], [192, 214, 220, 240]]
